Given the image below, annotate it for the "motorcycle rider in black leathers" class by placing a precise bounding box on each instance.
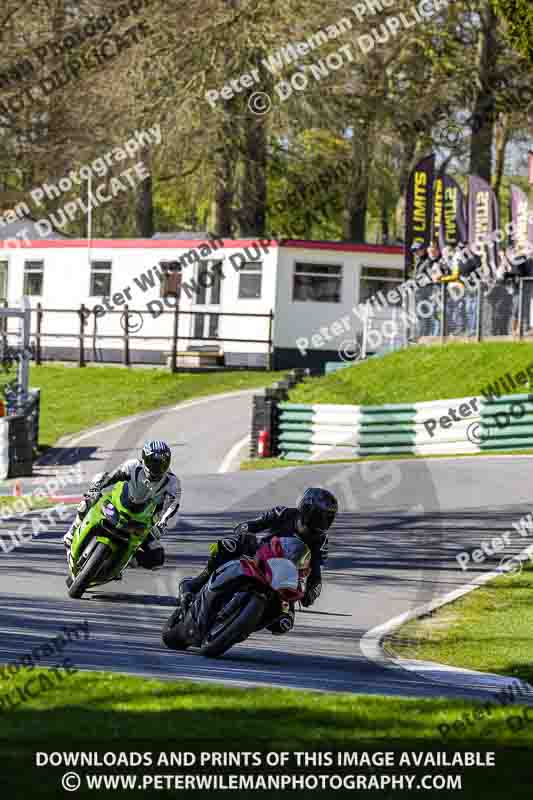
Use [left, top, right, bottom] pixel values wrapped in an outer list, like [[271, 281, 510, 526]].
[[179, 487, 338, 635], [64, 440, 181, 571]]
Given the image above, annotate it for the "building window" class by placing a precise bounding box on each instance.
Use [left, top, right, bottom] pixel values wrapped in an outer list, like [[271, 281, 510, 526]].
[[194, 261, 223, 305], [90, 261, 112, 297], [160, 261, 182, 298], [359, 265, 403, 304], [292, 262, 342, 303], [192, 312, 219, 339], [208, 313, 219, 338], [193, 312, 204, 339], [238, 262, 262, 299], [196, 263, 208, 305], [209, 263, 222, 305], [0, 260, 8, 299], [23, 260, 44, 296]]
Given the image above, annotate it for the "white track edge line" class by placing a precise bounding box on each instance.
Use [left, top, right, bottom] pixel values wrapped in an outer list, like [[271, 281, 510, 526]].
[[218, 435, 251, 474], [360, 540, 533, 692]]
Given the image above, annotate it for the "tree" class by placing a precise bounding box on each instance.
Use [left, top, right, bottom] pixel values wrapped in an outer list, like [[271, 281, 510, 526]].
[[493, 0, 533, 63], [469, 1, 499, 181]]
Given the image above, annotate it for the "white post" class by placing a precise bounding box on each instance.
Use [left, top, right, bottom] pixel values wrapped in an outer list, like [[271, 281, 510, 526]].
[[87, 172, 92, 267], [361, 301, 369, 359], [19, 296, 30, 406]]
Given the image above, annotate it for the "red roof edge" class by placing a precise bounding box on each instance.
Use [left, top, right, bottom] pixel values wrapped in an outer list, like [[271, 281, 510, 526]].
[[2, 237, 404, 254], [1, 238, 280, 249], [280, 239, 404, 254]]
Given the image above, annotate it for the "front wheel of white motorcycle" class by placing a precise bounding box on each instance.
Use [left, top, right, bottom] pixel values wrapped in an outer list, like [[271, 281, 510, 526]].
[[68, 542, 109, 599], [199, 593, 266, 659]]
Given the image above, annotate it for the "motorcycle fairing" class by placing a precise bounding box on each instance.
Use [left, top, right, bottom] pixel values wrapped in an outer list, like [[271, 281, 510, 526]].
[[70, 481, 156, 583]]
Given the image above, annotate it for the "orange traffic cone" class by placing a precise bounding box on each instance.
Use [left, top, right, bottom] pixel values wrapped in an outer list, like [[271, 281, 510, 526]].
[[13, 479, 22, 498]]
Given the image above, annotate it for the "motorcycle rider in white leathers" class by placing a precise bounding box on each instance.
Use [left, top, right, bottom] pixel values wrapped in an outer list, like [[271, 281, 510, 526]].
[[63, 440, 181, 569]]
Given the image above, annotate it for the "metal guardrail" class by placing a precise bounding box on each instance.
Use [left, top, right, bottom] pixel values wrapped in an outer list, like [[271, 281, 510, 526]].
[[407, 277, 533, 343]]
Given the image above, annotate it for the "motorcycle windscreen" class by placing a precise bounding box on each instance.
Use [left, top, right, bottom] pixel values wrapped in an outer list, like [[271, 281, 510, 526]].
[[119, 483, 149, 512], [277, 536, 312, 570], [265, 557, 299, 592]]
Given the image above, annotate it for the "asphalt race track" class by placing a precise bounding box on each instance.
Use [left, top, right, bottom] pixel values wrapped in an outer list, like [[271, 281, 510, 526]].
[[2, 391, 533, 702]]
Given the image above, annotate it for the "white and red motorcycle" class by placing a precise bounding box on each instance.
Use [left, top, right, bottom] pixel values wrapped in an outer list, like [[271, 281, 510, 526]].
[[162, 535, 311, 658]]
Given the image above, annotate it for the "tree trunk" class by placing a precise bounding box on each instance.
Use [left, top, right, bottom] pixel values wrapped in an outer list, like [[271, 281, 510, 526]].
[[211, 0, 239, 237], [493, 112, 509, 201], [394, 134, 418, 241], [381, 196, 390, 244], [469, 1, 499, 181], [343, 117, 374, 242], [238, 110, 267, 237], [135, 147, 154, 237], [212, 119, 235, 237]]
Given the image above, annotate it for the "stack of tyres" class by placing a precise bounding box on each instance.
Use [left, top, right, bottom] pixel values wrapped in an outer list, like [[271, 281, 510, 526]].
[[7, 414, 33, 477], [249, 369, 311, 458]]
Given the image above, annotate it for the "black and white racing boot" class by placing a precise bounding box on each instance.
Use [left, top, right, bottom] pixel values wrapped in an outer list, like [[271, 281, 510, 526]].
[[178, 569, 211, 607]]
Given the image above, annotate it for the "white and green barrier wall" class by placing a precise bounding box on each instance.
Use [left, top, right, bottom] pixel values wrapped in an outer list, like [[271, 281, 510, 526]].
[[277, 393, 533, 460], [479, 393, 533, 451]]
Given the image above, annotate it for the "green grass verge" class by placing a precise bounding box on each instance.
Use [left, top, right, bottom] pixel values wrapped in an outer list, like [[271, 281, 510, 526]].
[[240, 449, 533, 471], [288, 342, 533, 405], [2, 670, 533, 798], [385, 563, 533, 686], [0, 496, 57, 512], [29, 366, 281, 447]]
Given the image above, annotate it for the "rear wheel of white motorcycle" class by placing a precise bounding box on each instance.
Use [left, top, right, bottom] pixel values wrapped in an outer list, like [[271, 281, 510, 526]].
[[200, 594, 266, 659], [68, 542, 109, 599]]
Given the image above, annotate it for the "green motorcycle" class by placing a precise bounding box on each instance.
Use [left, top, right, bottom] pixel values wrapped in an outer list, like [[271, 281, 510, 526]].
[[67, 481, 157, 599]]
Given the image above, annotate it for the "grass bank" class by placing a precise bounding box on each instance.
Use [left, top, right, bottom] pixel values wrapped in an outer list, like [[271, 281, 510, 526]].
[[29, 366, 281, 447], [385, 562, 533, 687], [242, 343, 533, 469], [1, 669, 533, 797], [289, 342, 533, 406]]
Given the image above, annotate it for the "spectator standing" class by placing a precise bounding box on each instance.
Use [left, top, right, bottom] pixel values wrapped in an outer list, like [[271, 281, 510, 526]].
[[485, 251, 513, 335], [412, 240, 442, 338], [506, 250, 533, 336], [439, 244, 466, 336], [456, 244, 483, 337]]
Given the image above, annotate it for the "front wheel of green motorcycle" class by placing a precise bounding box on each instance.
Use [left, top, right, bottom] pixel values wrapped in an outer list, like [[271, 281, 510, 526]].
[[68, 542, 109, 599]]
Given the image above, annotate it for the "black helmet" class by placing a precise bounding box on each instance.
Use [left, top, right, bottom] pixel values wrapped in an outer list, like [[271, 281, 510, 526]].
[[298, 488, 338, 534], [141, 440, 171, 481]]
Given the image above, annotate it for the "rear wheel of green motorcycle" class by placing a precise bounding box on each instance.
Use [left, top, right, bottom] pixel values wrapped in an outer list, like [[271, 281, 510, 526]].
[[200, 594, 266, 659], [68, 542, 109, 599]]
